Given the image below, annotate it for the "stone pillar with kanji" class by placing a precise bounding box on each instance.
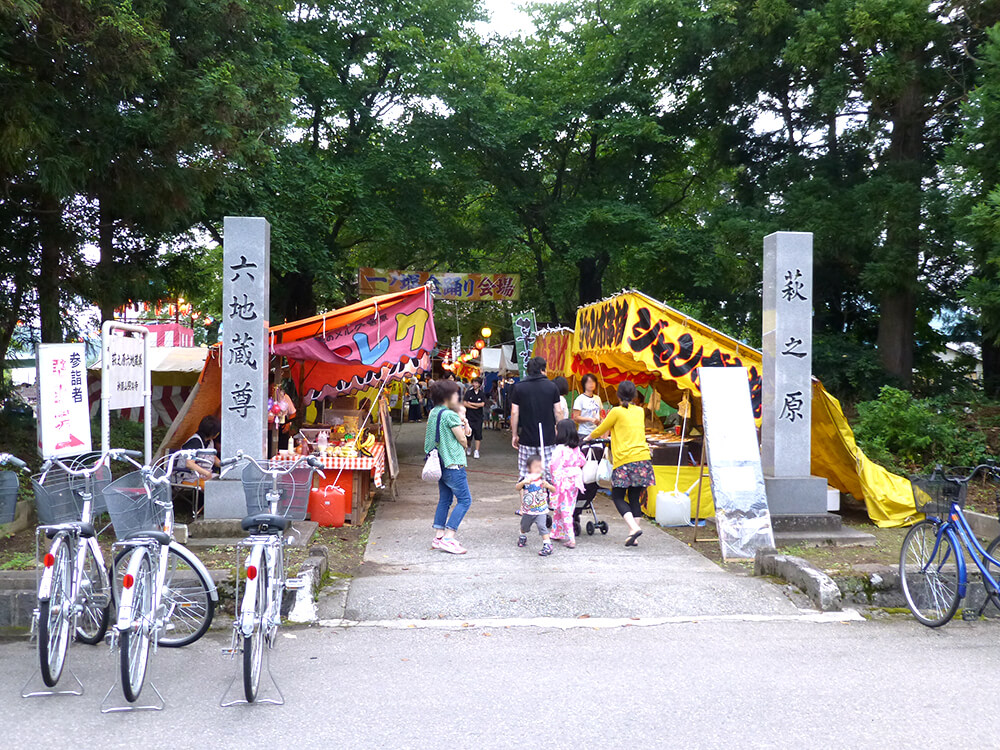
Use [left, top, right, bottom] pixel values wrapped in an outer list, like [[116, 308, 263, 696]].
[[221, 217, 270, 461], [761, 231, 828, 515]]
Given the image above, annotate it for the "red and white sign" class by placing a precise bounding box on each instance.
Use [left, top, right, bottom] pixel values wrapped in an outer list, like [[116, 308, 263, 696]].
[[37, 343, 93, 458]]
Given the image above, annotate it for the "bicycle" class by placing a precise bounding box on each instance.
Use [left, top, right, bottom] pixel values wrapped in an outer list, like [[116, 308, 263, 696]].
[[103, 449, 219, 704], [0, 452, 28, 525], [28, 450, 130, 690], [221, 452, 323, 705], [899, 463, 1000, 627]]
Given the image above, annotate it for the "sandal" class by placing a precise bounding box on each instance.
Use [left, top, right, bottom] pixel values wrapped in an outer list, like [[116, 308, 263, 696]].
[[625, 530, 643, 547]]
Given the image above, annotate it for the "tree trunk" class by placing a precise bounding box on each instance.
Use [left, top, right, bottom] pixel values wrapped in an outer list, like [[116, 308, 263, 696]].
[[526, 229, 559, 323], [577, 255, 604, 306], [38, 196, 64, 344], [876, 72, 924, 386], [982, 336, 1000, 399], [279, 271, 317, 323], [97, 198, 116, 323], [0, 285, 25, 370]]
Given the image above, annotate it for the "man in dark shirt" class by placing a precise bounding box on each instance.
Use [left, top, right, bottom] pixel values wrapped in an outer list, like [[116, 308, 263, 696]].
[[510, 356, 560, 480], [463, 377, 486, 459]]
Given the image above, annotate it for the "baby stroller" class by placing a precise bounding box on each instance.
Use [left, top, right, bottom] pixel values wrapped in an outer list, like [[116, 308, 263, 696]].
[[574, 438, 610, 537]]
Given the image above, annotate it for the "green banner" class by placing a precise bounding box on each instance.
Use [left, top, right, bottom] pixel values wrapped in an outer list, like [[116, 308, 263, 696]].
[[511, 309, 537, 378]]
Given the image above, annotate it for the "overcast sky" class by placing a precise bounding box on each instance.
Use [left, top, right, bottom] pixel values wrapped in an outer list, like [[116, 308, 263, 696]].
[[479, 0, 537, 36]]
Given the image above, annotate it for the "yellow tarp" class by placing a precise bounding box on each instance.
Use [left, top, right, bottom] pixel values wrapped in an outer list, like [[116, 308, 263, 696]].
[[534, 291, 917, 528], [646, 466, 715, 519]]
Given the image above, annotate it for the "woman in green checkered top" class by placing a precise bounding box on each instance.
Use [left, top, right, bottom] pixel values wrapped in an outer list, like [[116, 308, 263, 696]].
[[425, 379, 474, 554]]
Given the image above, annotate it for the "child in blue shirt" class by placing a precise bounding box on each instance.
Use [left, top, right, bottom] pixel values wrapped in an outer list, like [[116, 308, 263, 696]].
[[516, 455, 556, 556]]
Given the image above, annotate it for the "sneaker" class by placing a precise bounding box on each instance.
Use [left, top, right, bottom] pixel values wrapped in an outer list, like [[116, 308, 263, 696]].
[[517, 534, 527, 548], [431, 536, 444, 550], [473, 450, 480, 459], [539, 542, 553, 557], [439, 538, 467, 555], [466, 446, 472, 456]]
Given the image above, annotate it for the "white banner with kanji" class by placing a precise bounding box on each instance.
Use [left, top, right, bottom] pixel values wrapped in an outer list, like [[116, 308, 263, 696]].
[[37, 343, 93, 458]]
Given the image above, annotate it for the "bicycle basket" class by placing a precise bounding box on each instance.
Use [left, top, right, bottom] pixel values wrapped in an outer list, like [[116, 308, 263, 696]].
[[240, 461, 312, 521], [67, 453, 113, 514], [102, 469, 169, 540], [911, 473, 967, 515], [32, 468, 85, 525], [0, 471, 18, 524]]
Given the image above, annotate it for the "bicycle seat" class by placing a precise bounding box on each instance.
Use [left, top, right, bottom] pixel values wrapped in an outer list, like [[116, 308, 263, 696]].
[[123, 530, 171, 545], [44, 523, 97, 539], [241, 513, 288, 535]]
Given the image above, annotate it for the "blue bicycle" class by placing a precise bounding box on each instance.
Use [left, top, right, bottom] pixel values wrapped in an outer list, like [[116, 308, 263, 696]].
[[900, 464, 1000, 627]]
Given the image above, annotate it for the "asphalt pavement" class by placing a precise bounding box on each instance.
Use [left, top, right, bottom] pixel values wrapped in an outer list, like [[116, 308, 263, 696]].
[[3, 617, 1000, 748]]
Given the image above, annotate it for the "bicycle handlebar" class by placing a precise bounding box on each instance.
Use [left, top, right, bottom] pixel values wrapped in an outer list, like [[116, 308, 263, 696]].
[[0, 453, 28, 471], [940, 464, 1000, 484], [222, 450, 323, 478], [40, 449, 143, 481], [144, 449, 217, 484]]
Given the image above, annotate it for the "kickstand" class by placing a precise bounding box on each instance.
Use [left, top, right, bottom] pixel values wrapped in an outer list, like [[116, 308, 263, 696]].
[[21, 666, 84, 698], [220, 643, 284, 707], [100, 651, 164, 713]]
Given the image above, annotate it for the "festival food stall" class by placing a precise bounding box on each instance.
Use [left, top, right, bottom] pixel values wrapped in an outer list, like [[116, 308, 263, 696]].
[[533, 290, 916, 528], [160, 287, 434, 525], [270, 286, 434, 523]]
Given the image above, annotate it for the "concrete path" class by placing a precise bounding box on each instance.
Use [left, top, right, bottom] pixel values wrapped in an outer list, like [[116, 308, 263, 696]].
[[345, 423, 798, 620]]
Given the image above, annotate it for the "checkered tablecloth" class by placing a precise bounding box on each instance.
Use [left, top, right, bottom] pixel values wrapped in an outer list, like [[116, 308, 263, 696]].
[[274, 443, 385, 488]]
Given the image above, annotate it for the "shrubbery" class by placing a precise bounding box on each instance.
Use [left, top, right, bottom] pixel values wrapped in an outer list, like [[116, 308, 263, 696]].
[[853, 386, 989, 474]]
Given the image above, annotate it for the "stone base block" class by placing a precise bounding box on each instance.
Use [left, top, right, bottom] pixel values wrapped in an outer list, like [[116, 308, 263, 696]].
[[203, 478, 247, 520], [764, 475, 828, 515]]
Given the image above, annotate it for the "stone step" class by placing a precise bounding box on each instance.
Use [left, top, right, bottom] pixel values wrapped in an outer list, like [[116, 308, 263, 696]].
[[773, 528, 876, 548], [186, 519, 317, 548]]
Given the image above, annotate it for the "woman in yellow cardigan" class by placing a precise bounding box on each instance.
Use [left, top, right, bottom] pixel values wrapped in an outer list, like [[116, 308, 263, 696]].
[[589, 380, 653, 547]]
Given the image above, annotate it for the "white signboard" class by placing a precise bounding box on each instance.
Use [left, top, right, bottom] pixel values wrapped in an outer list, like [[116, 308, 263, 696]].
[[37, 343, 93, 458], [106, 333, 144, 410], [699, 366, 775, 560]]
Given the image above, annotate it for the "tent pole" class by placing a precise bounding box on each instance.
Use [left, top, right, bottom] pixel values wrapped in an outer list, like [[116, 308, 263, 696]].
[[692, 442, 707, 544]]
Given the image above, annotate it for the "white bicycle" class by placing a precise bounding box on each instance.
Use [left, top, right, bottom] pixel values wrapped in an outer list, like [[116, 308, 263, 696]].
[[29, 451, 128, 690], [104, 449, 218, 704], [221, 452, 323, 704]]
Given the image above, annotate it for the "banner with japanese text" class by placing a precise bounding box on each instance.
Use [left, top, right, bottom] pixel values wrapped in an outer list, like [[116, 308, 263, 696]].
[[511, 309, 537, 378], [273, 287, 437, 401], [358, 267, 520, 301], [36, 343, 93, 458], [572, 292, 763, 421]]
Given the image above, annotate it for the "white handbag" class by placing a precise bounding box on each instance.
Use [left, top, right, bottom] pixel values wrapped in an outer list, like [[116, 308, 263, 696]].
[[421, 411, 444, 483], [581, 447, 599, 485]]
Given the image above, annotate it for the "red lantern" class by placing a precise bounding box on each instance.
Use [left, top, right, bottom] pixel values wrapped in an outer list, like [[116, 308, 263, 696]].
[[475, 339, 485, 350]]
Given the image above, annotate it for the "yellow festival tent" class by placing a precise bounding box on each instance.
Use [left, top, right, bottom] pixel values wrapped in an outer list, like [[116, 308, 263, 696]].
[[533, 291, 916, 528]]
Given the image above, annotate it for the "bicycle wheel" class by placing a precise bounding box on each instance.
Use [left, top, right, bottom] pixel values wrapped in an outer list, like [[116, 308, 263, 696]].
[[38, 540, 73, 686], [38, 537, 72, 686], [75, 540, 111, 644], [243, 562, 268, 703], [983, 535, 1000, 610], [160, 546, 215, 647], [114, 545, 214, 647], [119, 548, 152, 702], [900, 519, 962, 627]]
